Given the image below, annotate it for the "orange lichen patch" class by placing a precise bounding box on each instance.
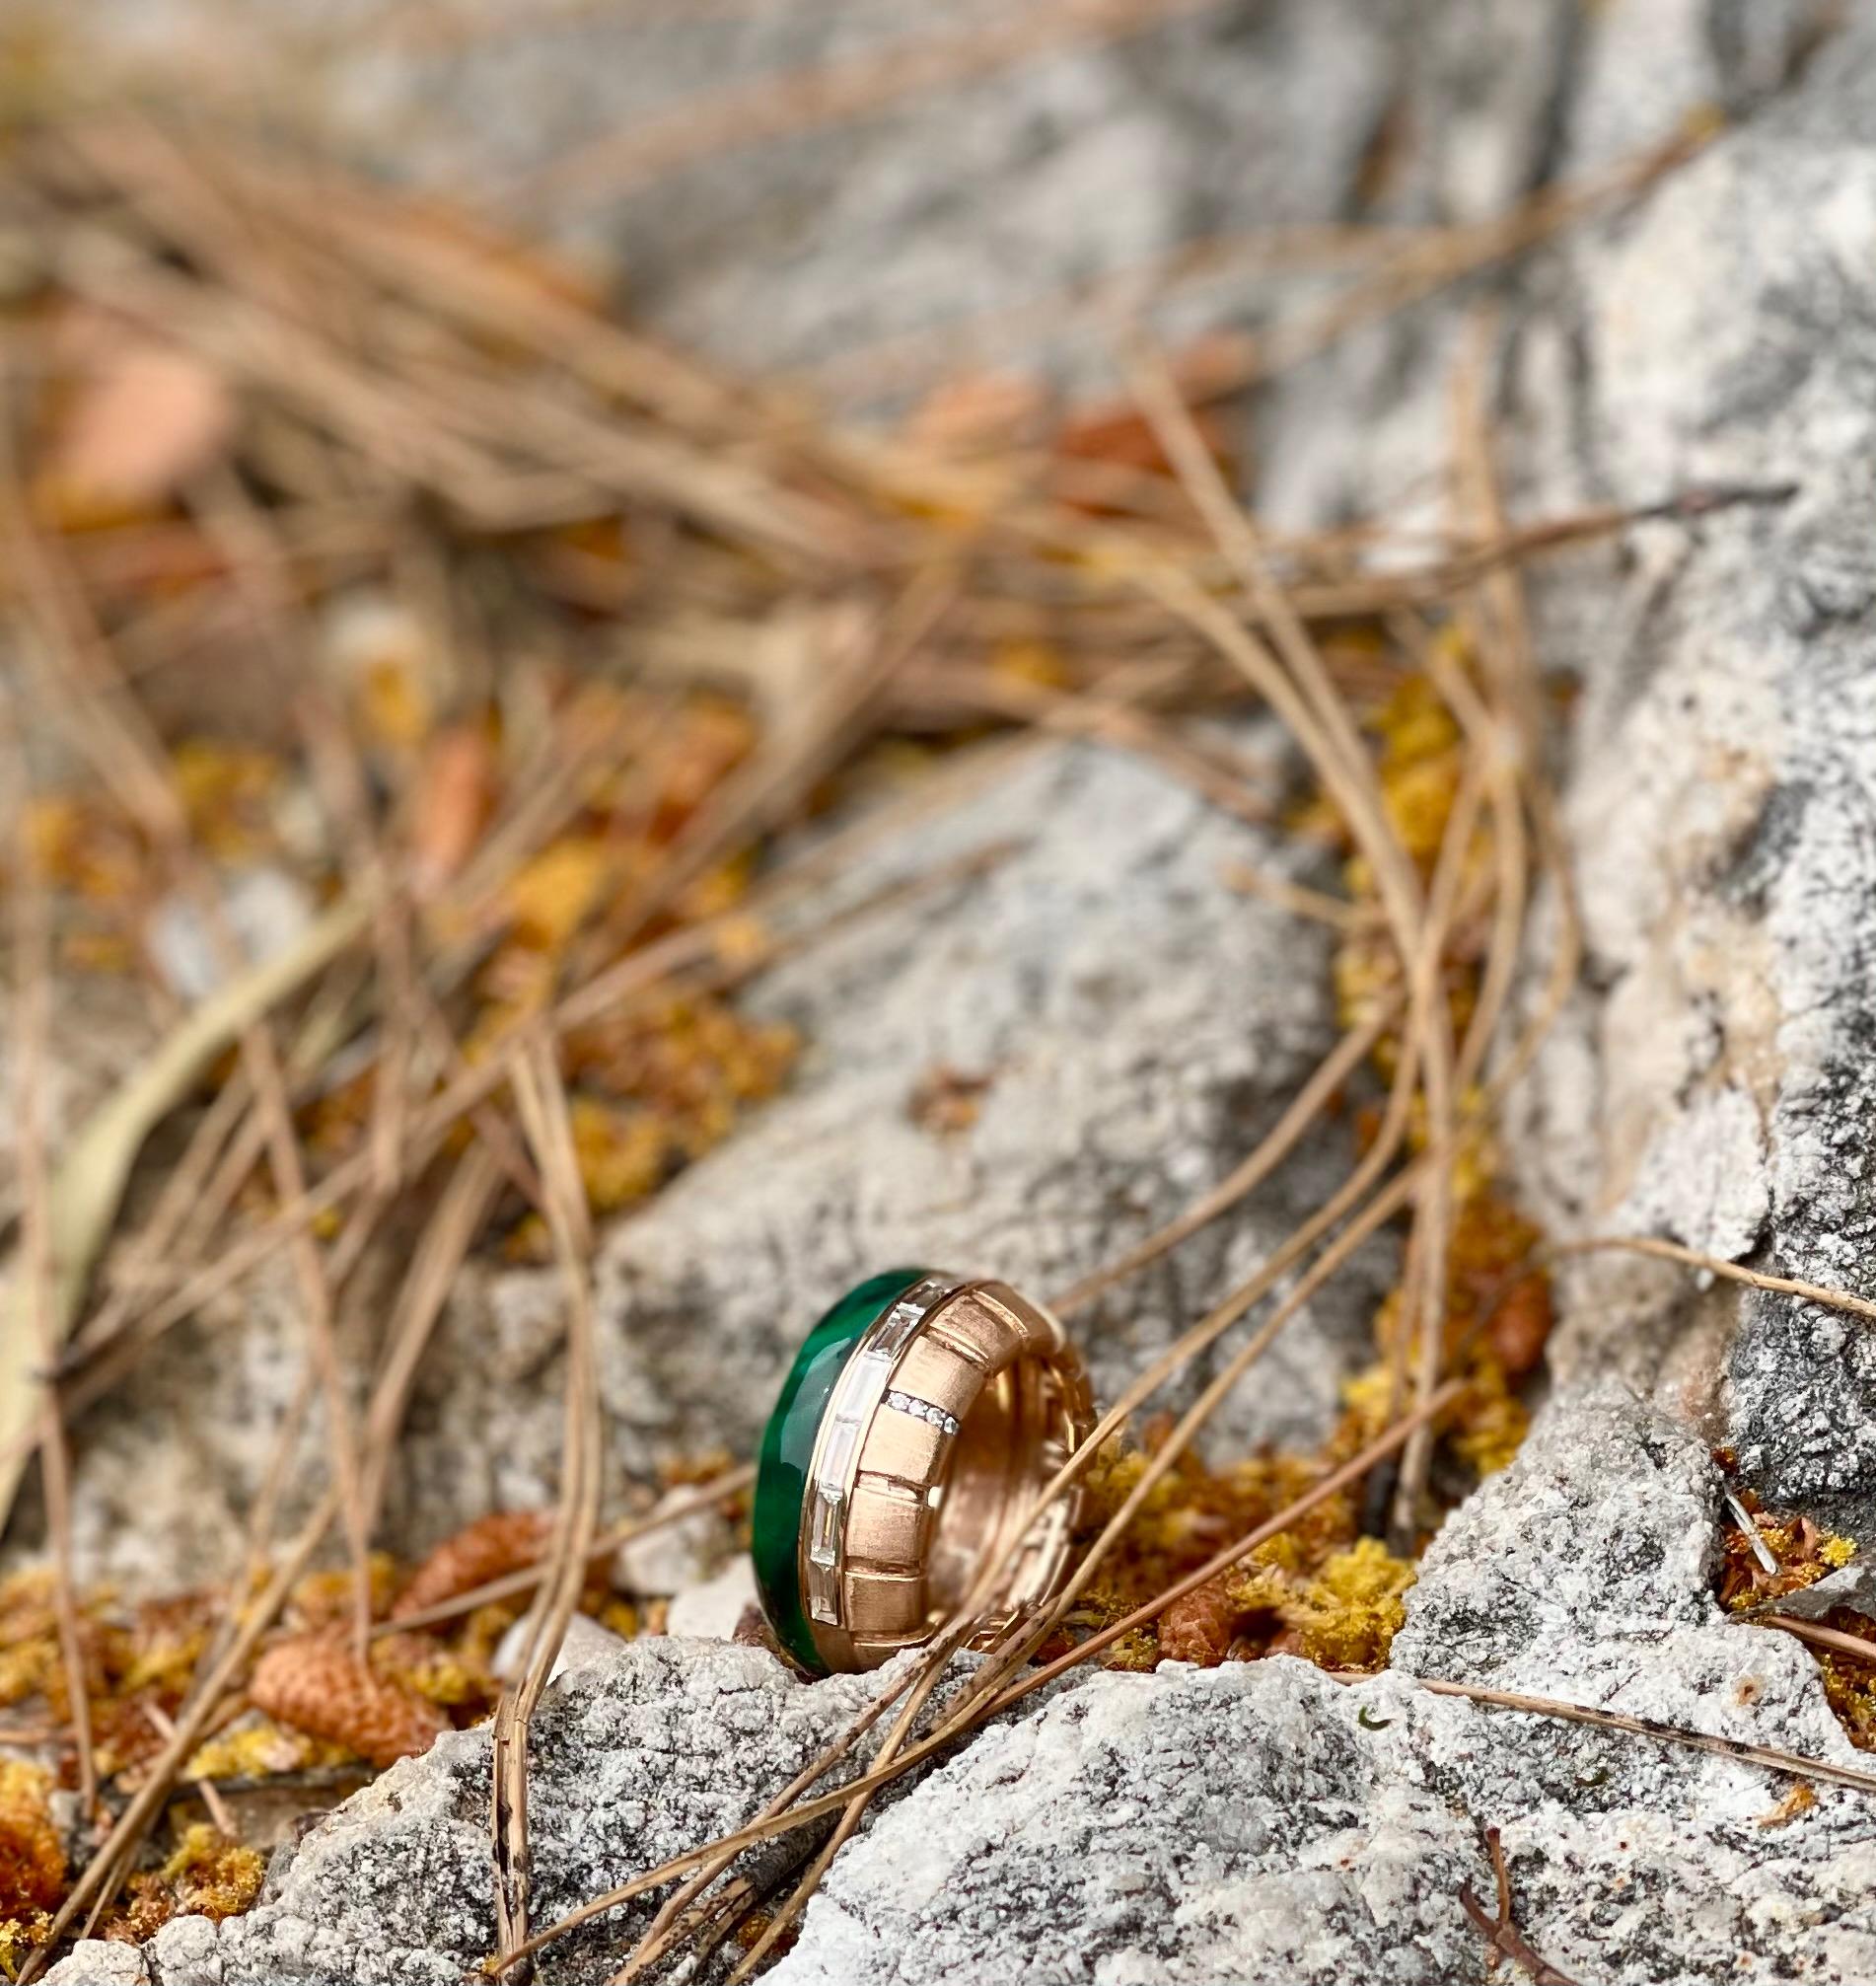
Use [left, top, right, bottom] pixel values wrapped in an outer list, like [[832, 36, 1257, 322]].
[[1443, 1359, 1529, 1480], [372, 1633, 502, 1719], [490, 993, 798, 1245], [392, 1511, 553, 1623], [564, 1098, 671, 1214], [1263, 1538, 1416, 1671], [19, 796, 144, 905], [505, 835, 617, 952], [1066, 1432, 1359, 1674], [183, 1714, 352, 1783], [0, 1763, 64, 1923], [990, 638, 1073, 695], [0, 1577, 224, 1787], [287, 1557, 399, 1631], [0, 1916, 55, 1983], [248, 1634, 450, 1770], [154, 1824, 262, 1921], [1718, 1502, 1856, 1613], [0, 1762, 63, 1977], [1323, 650, 1494, 1063]]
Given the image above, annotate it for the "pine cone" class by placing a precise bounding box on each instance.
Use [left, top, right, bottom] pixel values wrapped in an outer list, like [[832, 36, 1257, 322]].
[[249, 1635, 449, 1769], [392, 1510, 553, 1622], [1158, 1578, 1239, 1666]]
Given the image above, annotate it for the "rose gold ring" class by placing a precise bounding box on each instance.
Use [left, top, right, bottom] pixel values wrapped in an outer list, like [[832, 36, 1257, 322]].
[[752, 1269, 1097, 1675]]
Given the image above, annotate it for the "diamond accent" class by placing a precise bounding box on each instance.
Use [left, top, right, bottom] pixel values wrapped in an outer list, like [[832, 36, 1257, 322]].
[[803, 1274, 964, 1641], [809, 1489, 842, 1569], [889, 1392, 963, 1437]]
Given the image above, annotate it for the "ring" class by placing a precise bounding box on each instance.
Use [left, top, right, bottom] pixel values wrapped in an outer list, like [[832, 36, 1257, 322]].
[[753, 1269, 1097, 1675]]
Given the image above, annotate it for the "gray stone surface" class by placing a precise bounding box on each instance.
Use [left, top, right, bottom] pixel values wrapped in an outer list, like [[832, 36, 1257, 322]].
[[1495, 22, 1876, 1542], [41, 1639, 902, 1986]]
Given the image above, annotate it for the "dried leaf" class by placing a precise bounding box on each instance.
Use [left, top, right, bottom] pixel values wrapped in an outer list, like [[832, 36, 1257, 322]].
[[408, 725, 497, 900], [38, 340, 236, 527]]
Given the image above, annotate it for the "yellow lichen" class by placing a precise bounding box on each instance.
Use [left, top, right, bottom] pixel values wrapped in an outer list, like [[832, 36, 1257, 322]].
[[104, 1824, 265, 1944], [160, 1824, 265, 1920], [184, 1714, 350, 1783], [1279, 1539, 1416, 1671], [169, 739, 284, 859]]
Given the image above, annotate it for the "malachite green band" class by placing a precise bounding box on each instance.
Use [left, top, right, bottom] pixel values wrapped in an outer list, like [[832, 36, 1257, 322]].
[[753, 1267, 930, 1674]]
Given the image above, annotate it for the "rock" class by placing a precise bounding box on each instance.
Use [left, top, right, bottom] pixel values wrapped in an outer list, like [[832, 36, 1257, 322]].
[[145, 867, 317, 1003], [668, 1559, 759, 1643], [491, 1609, 628, 1686], [56, 726, 1379, 1584], [1389, 1377, 1719, 1686], [781, 1380, 1876, 1986], [1498, 21, 1876, 1541], [611, 1489, 737, 1598], [115, 1383, 1876, 1986], [113, 1639, 909, 1986], [1775, 1557, 1876, 1623], [44, 1943, 149, 1986], [35, 5, 1876, 1984]]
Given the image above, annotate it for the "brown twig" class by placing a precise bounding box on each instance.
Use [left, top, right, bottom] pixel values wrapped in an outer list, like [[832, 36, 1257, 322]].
[[1458, 1823, 1582, 1986]]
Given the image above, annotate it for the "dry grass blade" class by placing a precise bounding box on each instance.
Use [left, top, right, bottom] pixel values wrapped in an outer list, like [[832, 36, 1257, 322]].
[[21, 1489, 339, 1975], [1459, 1823, 1582, 1986], [1407, 1674, 1876, 1800], [1053, 1003, 1389, 1315], [0, 893, 368, 1529], [1764, 1616, 1876, 1664], [1194, 119, 1721, 404], [491, 1036, 606, 1970], [3, 729, 99, 1818], [1551, 1236, 1876, 1326], [38, 833, 1016, 1441], [604, 1611, 964, 1984], [1386, 755, 1479, 1540], [999, 1377, 1466, 1700], [358, 1144, 506, 1530]]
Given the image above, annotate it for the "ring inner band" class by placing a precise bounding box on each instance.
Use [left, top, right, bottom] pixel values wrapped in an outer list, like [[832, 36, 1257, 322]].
[[800, 1278, 1095, 1673]]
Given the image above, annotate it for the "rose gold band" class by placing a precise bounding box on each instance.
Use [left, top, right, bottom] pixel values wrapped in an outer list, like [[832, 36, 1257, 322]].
[[797, 1276, 1096, 1673]]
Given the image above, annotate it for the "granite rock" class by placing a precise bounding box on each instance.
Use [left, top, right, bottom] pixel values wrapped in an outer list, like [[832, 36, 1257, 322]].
[[42, 1640, 904, 1986]]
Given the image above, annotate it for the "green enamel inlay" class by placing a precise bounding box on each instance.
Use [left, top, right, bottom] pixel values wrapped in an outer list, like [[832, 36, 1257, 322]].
[[753, 1268, 929, 1674]]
